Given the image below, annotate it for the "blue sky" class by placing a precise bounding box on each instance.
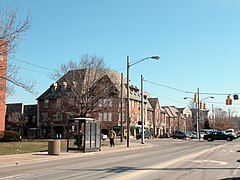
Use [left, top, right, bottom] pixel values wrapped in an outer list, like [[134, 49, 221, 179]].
[[1, 0, 240, 114]]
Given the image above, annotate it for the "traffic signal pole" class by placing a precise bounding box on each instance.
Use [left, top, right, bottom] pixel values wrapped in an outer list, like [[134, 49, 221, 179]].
[[197, 88, 200, 141]]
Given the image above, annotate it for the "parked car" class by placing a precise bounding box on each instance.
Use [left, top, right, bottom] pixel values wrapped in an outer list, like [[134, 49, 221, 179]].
[[162, 132, 171, 138], [171, 130, 187, 139], [203, 131, 235, 141], [185, 132, 196, 139], [136, 131, 152, 140], [200, 131, 208, 138], [101, 134, 108, 141], [225, 129, 237, 139]]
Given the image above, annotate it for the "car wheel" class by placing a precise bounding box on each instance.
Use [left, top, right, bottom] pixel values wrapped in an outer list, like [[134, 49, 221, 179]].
[[173, 136, 176, 139], [227, 137, 232, 141], [208, 137, 212, 141]]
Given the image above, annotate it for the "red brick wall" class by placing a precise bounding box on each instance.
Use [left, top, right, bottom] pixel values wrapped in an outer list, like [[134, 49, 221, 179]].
[[0, 40, 7, 132]]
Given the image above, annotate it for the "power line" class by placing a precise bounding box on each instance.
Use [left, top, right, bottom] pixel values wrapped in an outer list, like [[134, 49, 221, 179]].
[[144, 79, 240, 96], [19, 67, 50, 75], [144, 80, 195, 94], [199, 92, 240, 96], [150, 93, 186, 105], [9, 56, 56, 72]]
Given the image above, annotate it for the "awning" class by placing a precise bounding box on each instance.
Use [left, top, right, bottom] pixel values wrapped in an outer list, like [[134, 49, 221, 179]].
[[113, 126, 121, 130], [131, 125, 142, 130]]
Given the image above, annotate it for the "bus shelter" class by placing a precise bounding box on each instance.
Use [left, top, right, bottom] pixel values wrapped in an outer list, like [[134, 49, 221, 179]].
[[67, 118, 101, 152]]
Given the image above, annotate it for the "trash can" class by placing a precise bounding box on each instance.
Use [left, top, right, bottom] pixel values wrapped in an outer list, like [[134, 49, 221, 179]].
[[48, 140, 60, 155]]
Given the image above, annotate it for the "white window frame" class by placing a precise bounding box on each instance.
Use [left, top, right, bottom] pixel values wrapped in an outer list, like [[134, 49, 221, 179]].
[[103, 112, 108, 121], [108, 112, 112, 121]]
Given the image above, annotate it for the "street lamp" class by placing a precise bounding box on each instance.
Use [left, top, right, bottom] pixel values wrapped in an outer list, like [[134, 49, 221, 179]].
[[126, 55, 160, 147]]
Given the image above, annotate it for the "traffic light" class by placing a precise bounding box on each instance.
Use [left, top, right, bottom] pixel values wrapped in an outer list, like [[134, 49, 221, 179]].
[[226, 95, 232, 105], [233, 94, 239, 100], [194, 93, 197, 103], [203, 102, 206, 109], [200, 102, 202, 109]]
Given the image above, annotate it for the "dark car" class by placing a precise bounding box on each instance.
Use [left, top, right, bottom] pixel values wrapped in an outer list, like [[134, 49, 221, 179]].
[[136, 131, 152, 140], [172, 130, 187, 139], [203, 131, 235, 141]]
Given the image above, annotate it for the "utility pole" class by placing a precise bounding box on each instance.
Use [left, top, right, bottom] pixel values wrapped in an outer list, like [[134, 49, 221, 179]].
[[120, 73, 123, 142], [126, 56, 130, 147]]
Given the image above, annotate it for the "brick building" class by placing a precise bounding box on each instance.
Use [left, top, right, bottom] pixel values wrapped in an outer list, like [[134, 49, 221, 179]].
[[37, 69, 127, 138], [5, 103, 38, 137], [37, 69, 163, 138], [0, 40, 7, 132]]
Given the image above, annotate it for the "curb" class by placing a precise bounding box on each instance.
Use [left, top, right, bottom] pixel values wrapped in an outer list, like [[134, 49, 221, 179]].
[[0, 143, 153, 167]]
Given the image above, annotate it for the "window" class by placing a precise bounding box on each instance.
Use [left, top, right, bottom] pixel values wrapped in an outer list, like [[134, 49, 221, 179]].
[[103, 112, 108, 121], [98, 112, 103, 121], [108, 99, 113, 107], [44, 99, 49, 109], [56, 98, 61, 108], [42, 113, 48, 122], [119, 112, 125, 122], [100, 112, 113, 121], [53, 112, 62, 121], [108, 112, 112, 121], [32, 116, 36, 123], [99, 98, 112, 107], [98, 99, 103, 107]]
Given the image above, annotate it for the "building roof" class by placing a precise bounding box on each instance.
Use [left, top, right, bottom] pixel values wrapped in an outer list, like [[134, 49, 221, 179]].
[[161, 107, 166, 113], [6, 103, 24, 115], [37, 69, 126, 100], [148, 98, 159, 109], [24, 105, 37, 116], [168, 106, 179, 118], [162, 106, 174, 118]]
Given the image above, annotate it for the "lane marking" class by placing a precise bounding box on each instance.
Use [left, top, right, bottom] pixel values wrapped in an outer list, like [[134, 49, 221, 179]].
[[125, 154, 144, 158], [0, 174, 27, 180], [192, 160, 228, 166], [231, 164, 240, 177], [115, 145, 225, 180]]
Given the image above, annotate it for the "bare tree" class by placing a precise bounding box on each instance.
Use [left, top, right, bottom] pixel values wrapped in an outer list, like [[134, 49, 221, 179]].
[[50, 54, 120, 118], [0, 8, 35, 100], [7, 112, 26, 135], [213, 108, 229, 130]]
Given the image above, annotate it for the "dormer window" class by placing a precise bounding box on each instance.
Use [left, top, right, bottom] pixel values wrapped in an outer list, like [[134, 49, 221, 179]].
[[63, 82, 67, 89]]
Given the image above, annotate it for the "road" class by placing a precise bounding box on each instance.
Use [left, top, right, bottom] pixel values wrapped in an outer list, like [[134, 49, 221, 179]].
[[1, 139, 240, 180]]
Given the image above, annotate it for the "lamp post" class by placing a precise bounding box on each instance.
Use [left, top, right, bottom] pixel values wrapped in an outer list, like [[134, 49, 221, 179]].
[[141, 74, 144, 144], [126, 55, 160, 147]]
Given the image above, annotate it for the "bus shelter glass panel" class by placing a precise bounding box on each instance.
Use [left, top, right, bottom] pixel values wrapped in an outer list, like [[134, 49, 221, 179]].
[[67, 118, 101, 152]]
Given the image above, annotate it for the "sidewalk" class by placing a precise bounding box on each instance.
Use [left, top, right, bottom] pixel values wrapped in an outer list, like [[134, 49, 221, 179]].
[[0, 140, 153, 167]]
